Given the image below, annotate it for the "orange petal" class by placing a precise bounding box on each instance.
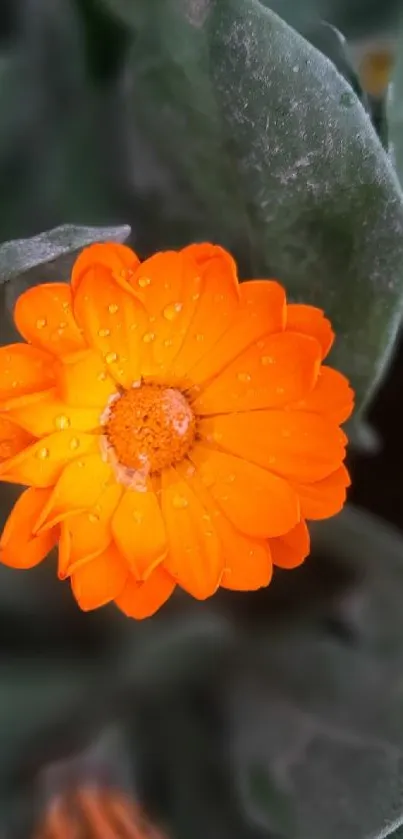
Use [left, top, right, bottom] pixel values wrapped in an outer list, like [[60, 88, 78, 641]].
[[290, 366, 354, 424], [186, 279, 286, 387], [127, 250, 204, 379], [14, 283, 85, 355], [179, 464, 272, 591], [0, 343, 55, 401], [115, 566, 175, 619], [0, 415, 34, 463], [33, 795, 74, 839], [0, 487, 57, 568], [71, 542, 128, 610], [161, 465, 223, 599], [112, 488, 167, 580], [3, 387, 102, 436], [71, 241, 140, 292], [73, 266, 147, 388], [35, 454, 113, 530], [286, 303, 334, 359], [199, 410, 347, 482], [0, 430, 99, 487], [192, 332, 321, 415], [269, 519, 310, 569], [190, 444, 300, 538], [296, 464, 351, 520], [169, 245, 240, 382], [58, 483, 122, 576], [57, 348, 117, 409]]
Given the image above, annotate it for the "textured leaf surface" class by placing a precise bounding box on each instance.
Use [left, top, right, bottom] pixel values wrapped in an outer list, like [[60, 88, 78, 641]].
[[205, 0, 403, 410]]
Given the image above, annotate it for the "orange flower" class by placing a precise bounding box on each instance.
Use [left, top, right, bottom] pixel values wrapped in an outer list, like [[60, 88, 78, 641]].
[[0, 242, 353, 618], [33, 786, 166, 839]]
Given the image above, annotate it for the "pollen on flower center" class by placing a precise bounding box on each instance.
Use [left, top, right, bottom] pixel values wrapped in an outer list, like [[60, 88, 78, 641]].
[[105, 384, 196, 473]]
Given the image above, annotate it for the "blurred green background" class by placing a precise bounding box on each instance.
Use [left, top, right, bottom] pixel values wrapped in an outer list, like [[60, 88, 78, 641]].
[[2, 2, 403, 838]]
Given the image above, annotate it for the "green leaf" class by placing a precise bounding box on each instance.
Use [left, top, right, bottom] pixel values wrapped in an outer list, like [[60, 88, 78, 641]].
[[0, 223, 130, 286], [203, 0, 403, 411], [0, 223, 130, 343]]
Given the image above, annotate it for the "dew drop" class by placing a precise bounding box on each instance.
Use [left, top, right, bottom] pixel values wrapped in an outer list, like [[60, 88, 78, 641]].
[[237, 372, 251, 383], [138, 276, 151, 288], [261, 355, 275, 365], [98, 328, 111, 338], [192, 292, 200, 301], [195, 333, 204, 342], [143, 332, 155, 344], [55, 414, 70, 430], [132, 510, 143, 524], [173, 494, 188, 509], [108, 303, 119, 314], [97, 371, 107, 382], [88, 512, 99, 523], [225, 473, 236, 483], [36, 447, 49, 460], [59, 321, 67, 329], [105, 351, 118, 364], [11, 381, 18, 389], [70, 437, 80, 451], [36, 318, 47, 330], [163, 302, 183, 321], [62, 301, 70, 312], [163, 337, 174, 348]]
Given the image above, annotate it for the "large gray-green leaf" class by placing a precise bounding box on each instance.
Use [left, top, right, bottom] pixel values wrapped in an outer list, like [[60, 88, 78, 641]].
[[204, 0, 403, 410], [114, 0, 403, 411]]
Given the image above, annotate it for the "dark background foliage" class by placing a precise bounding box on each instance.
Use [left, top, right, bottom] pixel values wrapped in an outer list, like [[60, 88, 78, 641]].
[[1, 2, 403, 838]]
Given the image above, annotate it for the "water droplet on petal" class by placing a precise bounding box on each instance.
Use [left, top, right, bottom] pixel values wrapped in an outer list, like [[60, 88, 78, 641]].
[[225, 473, 236, 483], [237, 372, 251, 383], [163, 302, 183, 321], [11, 381, 18, 389], [143, 332, 155, 344], [138, 276, 151, 288], [59, 321, 67, 329], [195, 333, 204, 342], [261, 355, 275, 365], [98, 328, 111, 338], [105, 351, 118, 364], [173, 494, 188, 509], [88, 512, 99, 523], [55, 415, 70, 430], [108, 303, 119, 314], [36, 447, 49, 460], [132, 510, 143, 524], [97, 372, 107, 381], [163, 338, 174, 347], [70, 437, 80, 451], [36, 318, 47, 330], [192, 292, 200, 301]]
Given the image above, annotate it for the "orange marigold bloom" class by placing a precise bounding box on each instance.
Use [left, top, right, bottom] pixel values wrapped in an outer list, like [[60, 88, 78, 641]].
[[0, 242, 353, 618]]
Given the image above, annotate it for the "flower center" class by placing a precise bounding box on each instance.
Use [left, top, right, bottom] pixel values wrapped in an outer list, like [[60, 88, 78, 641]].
[[105, 384, 196, 474]]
